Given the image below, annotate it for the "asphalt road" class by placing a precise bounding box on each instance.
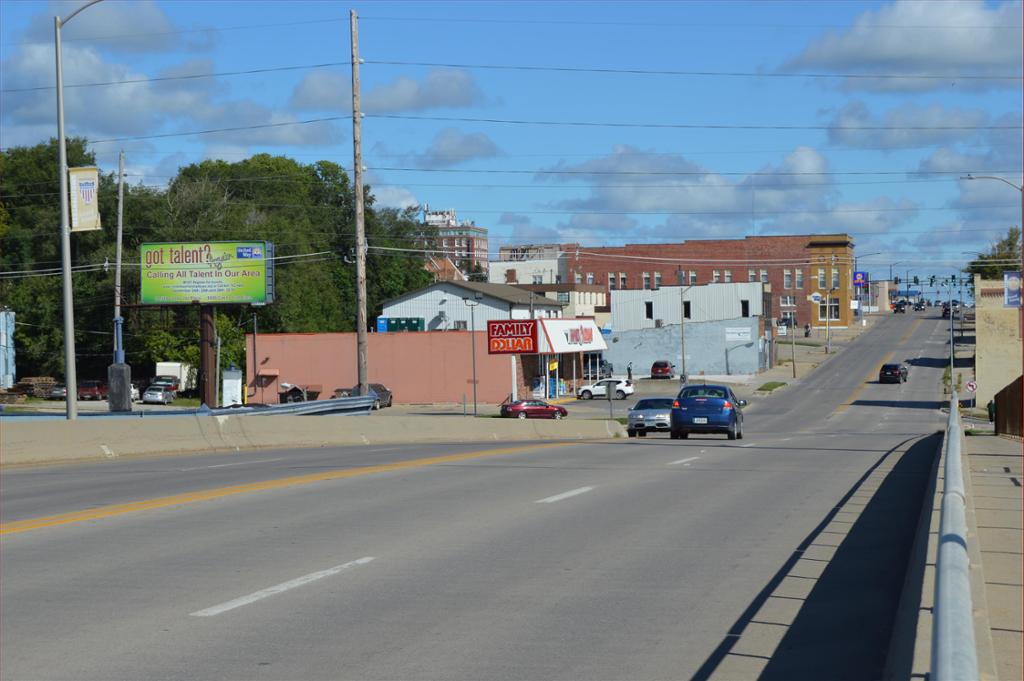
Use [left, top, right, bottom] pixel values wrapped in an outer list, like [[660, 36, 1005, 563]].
[[1, 313, 949, 681]]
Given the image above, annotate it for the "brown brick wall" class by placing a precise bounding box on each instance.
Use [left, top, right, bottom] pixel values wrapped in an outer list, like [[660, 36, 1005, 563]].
[[564, 235, 855, 328]]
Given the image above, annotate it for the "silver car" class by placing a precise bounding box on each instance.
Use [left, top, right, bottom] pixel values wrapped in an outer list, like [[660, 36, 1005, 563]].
[[627, 397, 675, 437], [142, 386, 174, 405]]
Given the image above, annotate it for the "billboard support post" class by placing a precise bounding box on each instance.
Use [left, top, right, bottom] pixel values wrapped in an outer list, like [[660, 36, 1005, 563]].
[[200, 305, 216, 408]]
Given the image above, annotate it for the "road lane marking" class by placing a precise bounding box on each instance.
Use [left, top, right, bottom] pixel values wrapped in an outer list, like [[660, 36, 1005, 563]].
[[535, 486, 594, 504], [0, 442, 576, 536], [835, 350, 895, 414], [190, 557, 374, 617], [179, 458, 284, 472], [669, 456, 701, 466]]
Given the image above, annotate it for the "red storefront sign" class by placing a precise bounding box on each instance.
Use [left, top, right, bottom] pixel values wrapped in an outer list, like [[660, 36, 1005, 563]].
[[487, 319, 538, 354]]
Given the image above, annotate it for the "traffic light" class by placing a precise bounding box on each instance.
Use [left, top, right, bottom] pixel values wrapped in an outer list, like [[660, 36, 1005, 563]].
[[929, 276, 936, 287], [894, 276, 900, 285], [913, 276, 919, 286]]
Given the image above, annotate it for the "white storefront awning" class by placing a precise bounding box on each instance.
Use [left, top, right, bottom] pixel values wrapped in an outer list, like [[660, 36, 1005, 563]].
[[537, 318, 608, 354]]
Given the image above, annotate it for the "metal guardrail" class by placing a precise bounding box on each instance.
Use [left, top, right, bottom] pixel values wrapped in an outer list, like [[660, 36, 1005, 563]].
[[0, 396, 375, 420], [931, 390, 978, 681]]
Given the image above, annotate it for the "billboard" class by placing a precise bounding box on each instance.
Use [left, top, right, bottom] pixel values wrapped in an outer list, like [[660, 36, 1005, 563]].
[[487, 319, 538, 354], [140, 242, 274, 305], [1005, 271, 1021, 308]]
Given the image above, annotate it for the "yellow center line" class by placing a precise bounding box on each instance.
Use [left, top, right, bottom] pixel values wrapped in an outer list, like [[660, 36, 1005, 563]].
[[0, 442, 576, 536], [836, 318, 923, 414]]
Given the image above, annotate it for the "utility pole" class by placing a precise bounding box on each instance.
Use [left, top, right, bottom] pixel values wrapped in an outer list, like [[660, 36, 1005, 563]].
[[350, 10, 368, 396], [678, 285, 688, 381], [790, 319, 796, 379], [107, 149, 132, 412]]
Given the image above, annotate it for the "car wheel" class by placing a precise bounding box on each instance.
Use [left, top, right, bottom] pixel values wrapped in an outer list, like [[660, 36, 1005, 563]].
[[727, 420, 738, 440], [553, 412, 563, 420], [580, 390, 592, 400], [679, 431, 688, 439], [373, 399, 381, 410], [517, 411, 527, 419], [627, 429, 636, 437], [737, 421, 744, 440], [615, 390, 626, 399], [638, 430, 647, 437]]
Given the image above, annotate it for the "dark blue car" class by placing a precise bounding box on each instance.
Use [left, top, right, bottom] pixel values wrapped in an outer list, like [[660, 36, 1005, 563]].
[[670, 384, 746, 440]]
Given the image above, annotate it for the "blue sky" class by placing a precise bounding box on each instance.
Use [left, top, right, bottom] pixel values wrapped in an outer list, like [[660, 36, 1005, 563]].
[[2, 0, 1021, 284]]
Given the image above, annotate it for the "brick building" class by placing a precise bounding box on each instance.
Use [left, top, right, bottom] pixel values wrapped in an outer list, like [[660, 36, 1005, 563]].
[[421, 208, 489, 276], [560, 234, 856, 329]]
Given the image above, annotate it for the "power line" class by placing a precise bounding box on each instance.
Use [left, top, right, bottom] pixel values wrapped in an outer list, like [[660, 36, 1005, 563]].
[[368, 165, 1019, 178], [365, 59, 1023, 82], [2, 61, 351, 94], [369, 113, 1019, 132], [88, 116, 352, 144]]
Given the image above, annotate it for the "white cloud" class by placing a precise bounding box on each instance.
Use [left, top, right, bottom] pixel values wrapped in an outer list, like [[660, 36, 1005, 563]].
[[784, 0, 1022, 92], [23, 0, 192, 54], [364, 69, 483, 113], [827, 101, 991, 149], [290, 68, 484, 114]]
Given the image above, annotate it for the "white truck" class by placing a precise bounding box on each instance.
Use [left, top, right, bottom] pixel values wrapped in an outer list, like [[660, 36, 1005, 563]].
[[154, 362, 196, 392]]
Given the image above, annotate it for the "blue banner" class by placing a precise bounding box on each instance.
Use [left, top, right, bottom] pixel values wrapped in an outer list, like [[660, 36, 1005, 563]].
[[1004, 271, 1021, 308], [852, 271, 868, 287]]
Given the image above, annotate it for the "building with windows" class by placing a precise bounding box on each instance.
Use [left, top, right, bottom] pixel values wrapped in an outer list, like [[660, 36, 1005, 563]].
[[557, 234, 855, 329], [421, 208, 489, 276], [380, 281, 563, 332], [489, 243, 568, 285], [512, 283, 607, 319]]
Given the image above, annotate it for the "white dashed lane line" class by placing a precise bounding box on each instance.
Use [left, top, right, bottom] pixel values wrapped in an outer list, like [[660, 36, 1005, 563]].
[[535, 487, 594, 504], [190, 557, 375, 617], [179, 458, 284, 472], [668, 456, 701, 466]]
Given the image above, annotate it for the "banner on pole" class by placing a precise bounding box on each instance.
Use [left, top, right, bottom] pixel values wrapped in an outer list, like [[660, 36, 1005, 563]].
[[69, 166, 101, 232], [1004, 271, 1021, 308]]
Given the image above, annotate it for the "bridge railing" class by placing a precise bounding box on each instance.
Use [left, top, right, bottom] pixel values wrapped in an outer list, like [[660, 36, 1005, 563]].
[[930, 390, 977, 681]]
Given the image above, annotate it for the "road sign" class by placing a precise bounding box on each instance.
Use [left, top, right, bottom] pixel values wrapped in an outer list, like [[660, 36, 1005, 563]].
[[808, 292, 823, 303], [853, 271, 868, 287], [965, 381, 977, 394]]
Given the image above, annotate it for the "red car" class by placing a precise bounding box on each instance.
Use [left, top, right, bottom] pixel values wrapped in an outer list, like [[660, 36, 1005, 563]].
[[650, 360, 675, 379], [500, 400, 568, 420], [77, 380, 108, 401]]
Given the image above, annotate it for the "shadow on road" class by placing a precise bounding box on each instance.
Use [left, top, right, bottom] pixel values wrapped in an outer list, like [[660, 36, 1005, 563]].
[[851, 399, 946, 410], [688, 432, 941, 681]]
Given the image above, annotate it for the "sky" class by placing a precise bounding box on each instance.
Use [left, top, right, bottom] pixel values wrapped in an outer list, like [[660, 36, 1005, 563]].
[[1, 0, 1021, 286]]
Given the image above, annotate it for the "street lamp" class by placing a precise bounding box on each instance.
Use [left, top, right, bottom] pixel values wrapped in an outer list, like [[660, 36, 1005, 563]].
[[826, 286, 836, 354], [463, 291, 483, 416], [854, 251, 882, 317], [54, 0, 105, 420], [964, 174, 1024, 409]]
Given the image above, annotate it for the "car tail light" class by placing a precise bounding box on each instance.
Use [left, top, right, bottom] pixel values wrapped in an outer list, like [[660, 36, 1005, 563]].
[[672, 400, 680, 408], [722, 401, 733, 410]]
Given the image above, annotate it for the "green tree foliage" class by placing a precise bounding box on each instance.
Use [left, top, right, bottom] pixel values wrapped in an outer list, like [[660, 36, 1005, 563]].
[[1, 143, 433, 380], [963, 226, 1022, 280]]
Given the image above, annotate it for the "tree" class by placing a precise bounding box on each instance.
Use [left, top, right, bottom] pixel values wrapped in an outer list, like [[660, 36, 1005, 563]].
[[964, 226, 1021, 280], [1, 142, 433, 378]]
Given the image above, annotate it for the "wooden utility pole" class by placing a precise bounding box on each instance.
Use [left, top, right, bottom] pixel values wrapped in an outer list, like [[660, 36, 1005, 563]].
[[350, 10, 368, 396]]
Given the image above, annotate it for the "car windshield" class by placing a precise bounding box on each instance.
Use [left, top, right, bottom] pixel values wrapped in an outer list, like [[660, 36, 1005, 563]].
[[882, 364, 899, 370], [634, 399, 675, 410], [679, 386, 727, 400]]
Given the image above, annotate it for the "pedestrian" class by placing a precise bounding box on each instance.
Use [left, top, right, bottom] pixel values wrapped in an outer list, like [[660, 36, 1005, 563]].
[[987, 399, 995, 423], [627, 362, 633, 382], [804, 323, 811, 338]]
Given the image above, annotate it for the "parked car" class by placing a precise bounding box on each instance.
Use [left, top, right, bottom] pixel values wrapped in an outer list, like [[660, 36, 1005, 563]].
[[878, 363, 909, 384], [576, 378, 634, 400], [77, 380, 108, 401], [913, 302, 925, 311], [48, 384, 67, 400], [670, 384, 746, 440], [627, 397, 675, 437], [650, 360, 675, 379], [142, 385, 175, 405], [333, 383, 393, 409], [500, 400, 567, 420], [151, 375, 180, 392]]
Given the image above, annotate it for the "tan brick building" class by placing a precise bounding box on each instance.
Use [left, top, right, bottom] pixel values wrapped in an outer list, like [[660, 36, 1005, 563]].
[[562, 234, 856, 329], [973, 275, 1023, 406]]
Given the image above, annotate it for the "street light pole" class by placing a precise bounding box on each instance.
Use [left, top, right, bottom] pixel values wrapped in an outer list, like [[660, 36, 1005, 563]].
[[54, 0, 104, 420], [854, 251, 881, 318], [464, 292, 483, 416]]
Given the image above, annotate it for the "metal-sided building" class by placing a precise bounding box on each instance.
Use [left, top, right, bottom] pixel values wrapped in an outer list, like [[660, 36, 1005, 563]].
[[610, 283, 764, 331], [380, 281, 563, 332]]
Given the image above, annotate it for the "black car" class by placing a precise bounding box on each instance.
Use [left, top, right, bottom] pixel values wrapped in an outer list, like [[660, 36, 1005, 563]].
[[894, 302, 907, 313], [879, 363, 909, 384]]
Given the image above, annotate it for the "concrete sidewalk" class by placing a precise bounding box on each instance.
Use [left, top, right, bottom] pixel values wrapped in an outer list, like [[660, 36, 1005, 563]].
[[965, 432, 1023, 681]]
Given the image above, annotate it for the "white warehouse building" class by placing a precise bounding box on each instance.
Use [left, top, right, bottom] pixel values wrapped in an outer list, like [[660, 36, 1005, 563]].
[[381, 281, 564, 332], [610, 282, 764, 332]]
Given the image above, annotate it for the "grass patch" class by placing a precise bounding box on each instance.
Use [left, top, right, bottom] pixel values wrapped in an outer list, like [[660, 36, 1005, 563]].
[[793, 340, 823, 347], [173, 397, 202, 407], [615, 417, 628, 425], [757, 381, 787, 393]]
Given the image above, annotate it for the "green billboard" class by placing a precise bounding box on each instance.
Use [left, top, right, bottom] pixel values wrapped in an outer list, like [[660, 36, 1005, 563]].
[[140, 242, 274, 305]]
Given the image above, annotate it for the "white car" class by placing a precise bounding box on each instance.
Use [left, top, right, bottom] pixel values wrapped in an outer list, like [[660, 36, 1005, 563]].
[[576, 378, 634, 400]]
